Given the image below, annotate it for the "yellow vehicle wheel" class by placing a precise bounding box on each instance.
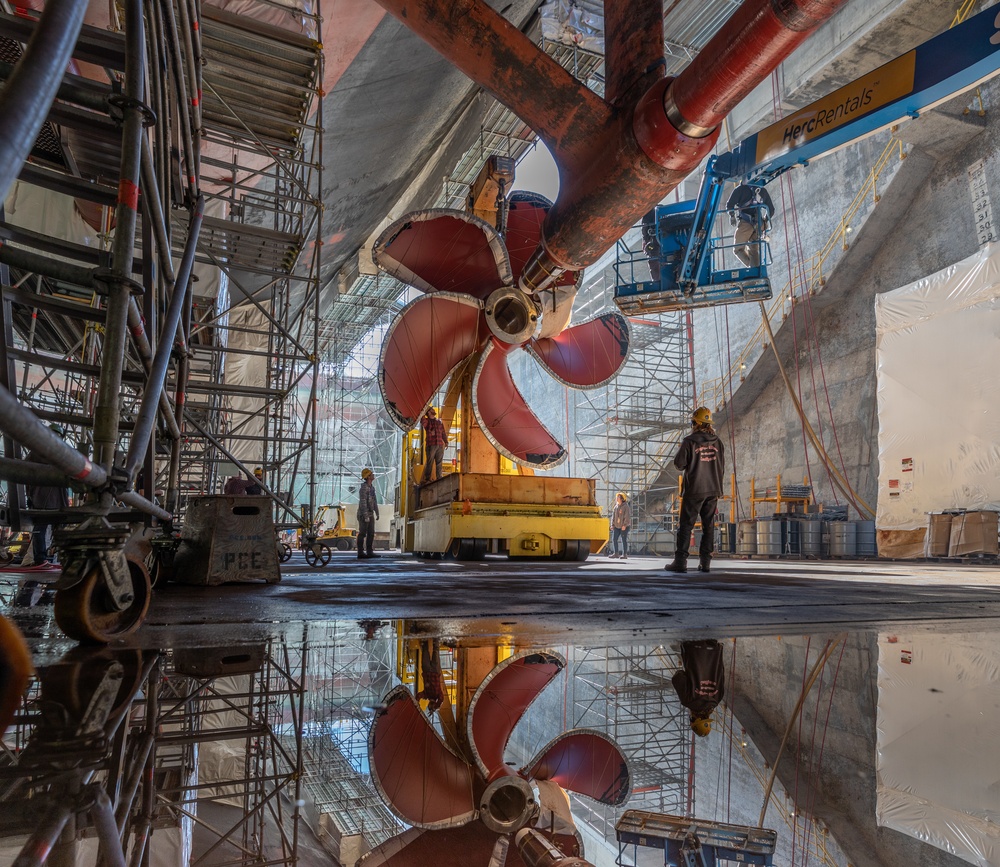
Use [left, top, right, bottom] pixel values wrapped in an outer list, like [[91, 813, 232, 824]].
[[54, 558, 152, 644], [559, 540, 591, 562], [336, 538, 352, 552]]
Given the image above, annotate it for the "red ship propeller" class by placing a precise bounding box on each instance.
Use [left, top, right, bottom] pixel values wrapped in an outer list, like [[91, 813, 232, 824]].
[[374, 193, 630, 468], [361, 649, 631, 866]]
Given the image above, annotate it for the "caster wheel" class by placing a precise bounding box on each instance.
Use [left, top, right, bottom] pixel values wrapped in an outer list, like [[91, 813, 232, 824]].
[[55, 559, 152, 644], [280, 544, 293, 563], [305, 544, 332, 567]]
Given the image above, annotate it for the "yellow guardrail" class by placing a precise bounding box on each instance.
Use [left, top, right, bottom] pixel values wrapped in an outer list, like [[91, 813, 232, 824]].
[[700, 137, 907, 413]]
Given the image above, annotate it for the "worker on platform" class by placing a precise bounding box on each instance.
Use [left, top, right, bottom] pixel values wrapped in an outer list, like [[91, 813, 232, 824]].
[[666, 407, 725, 574], [726, 182, 774, 268], [420, 407, 448, 484], [357, 467, 380, 559], [608, 492, 631, 559], [672, 639, 725, 737], [641, 209, 660, 283]]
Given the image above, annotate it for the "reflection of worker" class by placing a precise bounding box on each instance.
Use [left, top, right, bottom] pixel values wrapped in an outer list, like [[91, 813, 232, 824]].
[[26, 424, 70, 567], [420, 408, 448, 483], [608, 492, 631, 560], [358, 468, 380, 559], [666, 407, 725, 574], [726, 183, 774, 267], [672, 639, 725, 737]]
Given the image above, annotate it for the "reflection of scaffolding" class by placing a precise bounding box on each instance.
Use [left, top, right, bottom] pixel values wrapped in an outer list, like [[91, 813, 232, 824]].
[[0, 640, 304, 866], [570, 644, 692, 843], [299, 621, 403, 853]]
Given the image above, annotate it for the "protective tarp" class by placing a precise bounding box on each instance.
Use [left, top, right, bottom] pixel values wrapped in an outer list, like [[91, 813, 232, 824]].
[[466, 650, 565, 778], [876, 632, 1000, 866], [526, 312, 630, 389], [222, 303, 270, 463], [524, 729, 631, 806], [378, 292, 483, 430], [538, 0, 604, 53], [875, 243, 1000, 549], [368, 686, 476, 829], [472, 340, 567, 469], [372, 210, 512, 299]]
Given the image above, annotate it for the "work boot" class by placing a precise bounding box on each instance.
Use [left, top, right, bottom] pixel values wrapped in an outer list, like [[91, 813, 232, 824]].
[[622, 553, 629, 560], [665, 555, 687, 573], [608, 552, 619, 559], [698, 555, 711, 573]]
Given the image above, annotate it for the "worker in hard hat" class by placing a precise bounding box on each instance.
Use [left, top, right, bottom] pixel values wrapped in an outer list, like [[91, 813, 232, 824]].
[[246, 467, 264, 496], [671, 639, 725, 738], [357, 468, 380, 559], [666, 407, 725, 574], [420, 407, 448, 484], [608, 492, 631, 559]]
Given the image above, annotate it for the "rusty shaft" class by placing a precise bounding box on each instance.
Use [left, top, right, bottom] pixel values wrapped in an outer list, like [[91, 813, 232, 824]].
[[374, 0, 849, 292]]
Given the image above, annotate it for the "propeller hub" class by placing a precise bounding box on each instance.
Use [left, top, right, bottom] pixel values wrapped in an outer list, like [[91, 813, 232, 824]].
[[478, 775, 536, 835], [484, 287, 538, 345]]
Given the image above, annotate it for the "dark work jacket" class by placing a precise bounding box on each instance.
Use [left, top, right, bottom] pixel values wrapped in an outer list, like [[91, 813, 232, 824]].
[[674, 430, 725, 497], [726, 184, 774, 227], [24, 450, 69, 511], [671, 639, 725, 717]]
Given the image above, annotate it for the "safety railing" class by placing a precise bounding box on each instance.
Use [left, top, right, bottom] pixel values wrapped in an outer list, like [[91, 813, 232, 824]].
[[700, 136, 907, 412]]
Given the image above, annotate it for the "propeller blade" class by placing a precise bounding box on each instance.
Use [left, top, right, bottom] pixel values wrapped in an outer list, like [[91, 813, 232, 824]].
[[467, 650, 566, 779], [527, 312, 630, 389], [472, 341, 568, 469], [357, 825, 503, 867], [373, 209, 512, 299], [524, 729, 631, 806], [380, 292, 483, 430], [369, 686, 477, 829], [505, 193, 577, 294]]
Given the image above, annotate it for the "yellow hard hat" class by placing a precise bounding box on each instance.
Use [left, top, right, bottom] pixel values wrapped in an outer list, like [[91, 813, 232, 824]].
[[617, 491, 628, 500], [361, 467, 373, 480], [253, 467, 263, 477], [691, 716, 712, 737], [691, 407, 713, 426]]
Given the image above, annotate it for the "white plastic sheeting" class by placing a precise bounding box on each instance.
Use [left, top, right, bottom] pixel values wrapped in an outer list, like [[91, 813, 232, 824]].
[[875, 242, 1000, 530], [876, 632, 1000, 866], [539, 0, 604, 53], [223, 303, 269, 463]]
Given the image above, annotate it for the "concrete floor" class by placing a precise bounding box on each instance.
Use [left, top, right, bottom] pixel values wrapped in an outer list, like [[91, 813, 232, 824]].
[[3, 552, 999, 867], [9, 550, 996, 654]]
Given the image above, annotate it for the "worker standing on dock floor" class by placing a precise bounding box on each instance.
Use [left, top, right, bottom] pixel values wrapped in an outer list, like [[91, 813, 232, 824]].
[[666, 407, 725, 574]]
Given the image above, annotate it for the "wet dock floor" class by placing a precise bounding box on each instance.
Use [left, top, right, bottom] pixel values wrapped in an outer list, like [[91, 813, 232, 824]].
[[6, 551, 1000, 658], [3, 552, 998, 867]]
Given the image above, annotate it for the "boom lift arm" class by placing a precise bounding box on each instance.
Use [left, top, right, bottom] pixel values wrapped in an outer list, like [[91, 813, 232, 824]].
[[616, 2, 1000, 315]]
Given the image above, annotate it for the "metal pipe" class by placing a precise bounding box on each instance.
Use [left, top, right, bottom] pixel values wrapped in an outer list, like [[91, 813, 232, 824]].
[[0, 0, 88, 206], [90, 786, 128, 867], [117, 490, 172, 522], [373, 0, 848, 296], [11, 801, 73, 867], [124, 195, 204, 483], [0, 243, 96, 288], [0, 389, 107, 486], [127, 298, 182, 441], [93, 0, 146, 476], [0, 457, 80, 488]]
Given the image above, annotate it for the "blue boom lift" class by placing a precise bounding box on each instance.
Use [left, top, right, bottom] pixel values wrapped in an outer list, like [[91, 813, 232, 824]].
[[615, 2, 1000, 314]]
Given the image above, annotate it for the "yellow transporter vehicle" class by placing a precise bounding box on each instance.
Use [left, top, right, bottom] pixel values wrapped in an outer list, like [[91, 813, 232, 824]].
[[396, 424, 608, 561]]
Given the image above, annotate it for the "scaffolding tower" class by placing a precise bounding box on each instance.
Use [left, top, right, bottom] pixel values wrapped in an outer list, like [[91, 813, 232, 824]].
[[569, 643, 693, 843], [298, 620, 404, 857]]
